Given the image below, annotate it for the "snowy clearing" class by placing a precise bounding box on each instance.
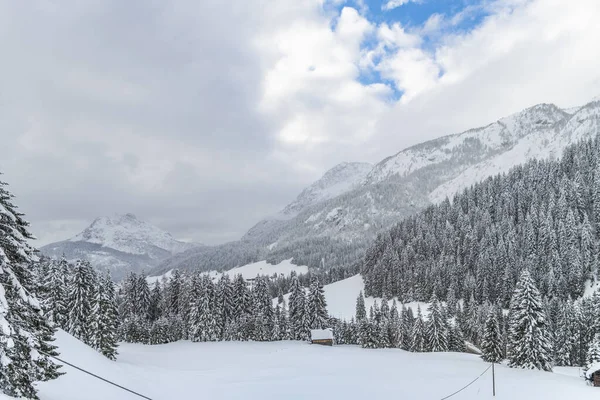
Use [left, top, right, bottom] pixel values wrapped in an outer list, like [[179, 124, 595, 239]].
[[277, 274, 429, 320], [207, 259, 308, 280], [37, 330, 595, 400]]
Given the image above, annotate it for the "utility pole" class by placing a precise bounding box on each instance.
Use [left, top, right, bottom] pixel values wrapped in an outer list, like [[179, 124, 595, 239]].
[[492, 362, 496, 397]]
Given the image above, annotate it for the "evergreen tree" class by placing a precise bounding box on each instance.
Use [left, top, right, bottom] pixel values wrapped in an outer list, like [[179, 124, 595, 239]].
[[148, 282, 163, 322], [215, 274, 234, 338], [67, 260, 95, 344], [136, 274, 151, 320], [167, 270, 184, 317], [448, 323, 466, 352], [399, 305, 412, 350], [425, 296, 448, 352], [252, 277, 274, 341], [289, 276, 307, 340], [0, 178, 60, 398], [307, 276, 328, 329], [585, 333, 600, 375], [410, 307, 426, 352], [90, 272, 119, 360], [40, 258, 68, 328], [507, 270, 553, 371], [481, 307, 504, 363], [355, 291, 367, 321]]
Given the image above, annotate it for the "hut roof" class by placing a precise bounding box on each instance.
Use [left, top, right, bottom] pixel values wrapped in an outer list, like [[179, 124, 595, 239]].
[[586, 362, 600, 379], [311, 328, 333, 340]]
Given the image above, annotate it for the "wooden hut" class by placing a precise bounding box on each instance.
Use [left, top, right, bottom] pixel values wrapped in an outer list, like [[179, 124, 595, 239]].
[[586, 362, 600, 387], [310, 328, 333, 346]]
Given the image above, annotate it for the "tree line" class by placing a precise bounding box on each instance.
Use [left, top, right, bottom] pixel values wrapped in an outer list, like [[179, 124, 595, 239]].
[[117, 270, 329, 344]]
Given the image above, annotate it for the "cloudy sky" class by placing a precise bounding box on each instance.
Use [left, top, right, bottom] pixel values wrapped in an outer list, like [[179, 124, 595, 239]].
[[1, 0, 600, 246]]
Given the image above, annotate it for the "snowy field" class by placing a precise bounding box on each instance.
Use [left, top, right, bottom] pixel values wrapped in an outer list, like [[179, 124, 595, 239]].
[[277, 274, 429, 320], [37, 330, 595, 400]]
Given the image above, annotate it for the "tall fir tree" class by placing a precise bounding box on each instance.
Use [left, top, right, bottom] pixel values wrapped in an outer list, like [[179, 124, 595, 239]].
[[355, 291, 367, 321], [507, 270, 553, 371], [425, 295, 448, 352], [307, 276, 328, 329], [90, 271, 119, 360], [67, 260, 95, 344], [289, 276, 307, 340], [0, 178, 60, 398], [481, 307, 504, 363], [148, 281, 163, 323], [585, 333, 600, 375], [410, 306, 426, 352]]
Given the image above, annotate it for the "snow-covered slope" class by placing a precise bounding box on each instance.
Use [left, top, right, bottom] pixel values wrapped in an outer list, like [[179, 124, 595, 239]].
[[276, 274, 428, 320], [69, 213, 195, 255], [147, 259, 308, 284], [37, 329, 596, 400], [209, 259, 308, 280], [41, 214, 199, 280], [153, 97, 600, 276], [281, 162, 373, 216]]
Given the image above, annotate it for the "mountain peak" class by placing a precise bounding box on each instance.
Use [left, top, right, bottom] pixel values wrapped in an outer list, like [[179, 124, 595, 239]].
[[70, 214, 187, 253], [42, 213, 200, 280]]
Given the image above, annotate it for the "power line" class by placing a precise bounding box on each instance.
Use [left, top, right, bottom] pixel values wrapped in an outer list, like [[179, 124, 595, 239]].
[[439, 364, 492, 400], [13, 337, 154, 400]]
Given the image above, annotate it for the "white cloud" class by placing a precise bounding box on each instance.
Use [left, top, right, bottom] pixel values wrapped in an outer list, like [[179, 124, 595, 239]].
[[2, 0, 600, 246], [382, 0, 420, 12]]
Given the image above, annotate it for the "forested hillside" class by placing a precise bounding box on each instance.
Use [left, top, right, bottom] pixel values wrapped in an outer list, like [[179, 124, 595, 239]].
[[362, 135, 600, 304]]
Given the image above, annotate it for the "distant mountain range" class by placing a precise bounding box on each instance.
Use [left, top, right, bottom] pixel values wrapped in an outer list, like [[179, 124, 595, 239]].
[[40, 213, 199, 280], [42, 96, 600, 279]]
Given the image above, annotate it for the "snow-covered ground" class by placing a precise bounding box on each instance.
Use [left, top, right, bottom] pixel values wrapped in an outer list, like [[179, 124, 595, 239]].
[[147, 259, 309, 285], [37, 330, 596, 400], [277, 274, 429, 320], [208, 259, 308, 280]]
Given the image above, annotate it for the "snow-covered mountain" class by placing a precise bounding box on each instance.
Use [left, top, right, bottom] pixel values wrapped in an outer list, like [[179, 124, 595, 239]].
[[41, 213, 199, 280], [281, 162, 373, 217], [152, 97, 600, 276]]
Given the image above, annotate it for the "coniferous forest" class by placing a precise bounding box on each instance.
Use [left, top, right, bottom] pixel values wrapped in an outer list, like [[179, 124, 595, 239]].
[[4, 135, 600, 398]]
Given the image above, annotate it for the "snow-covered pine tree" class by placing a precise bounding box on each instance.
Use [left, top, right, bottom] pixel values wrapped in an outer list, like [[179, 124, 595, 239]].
[[67, 259, 95, 344], [355, 291, 366, 321], [252, 276, 274, 341], [90, 271, 119, 360], [215, 274, 233, 339], [231, 274, 250, 323], [481, 307, 504, 363], [307, 276, 328, 329], [507, 269, 553, 371], [288, 275, 306, 340], [426, 295, 448, 352], [40, 258, 68, 328], [387, 300, 401, 348], [188, 273, 206, 342], [399, 305, 412, 350], [585, 333, 600, 375], [149, 317, 171, 344], [136, 274, 151, 320], [0, 178, 61, 398], [279, 303, 290, 340], [410, 306, 426, 352], [148, 281, 163, 323], [167, 269, 184, 317], [448, 323, 466, 352]]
